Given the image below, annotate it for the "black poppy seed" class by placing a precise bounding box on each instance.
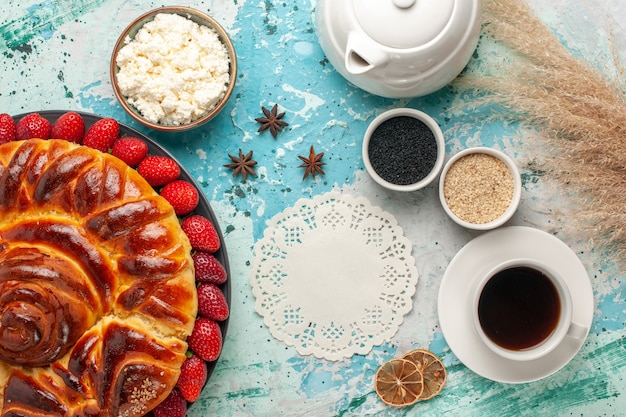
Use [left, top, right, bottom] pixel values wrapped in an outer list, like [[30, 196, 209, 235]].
[[367, 116, 439, 186]]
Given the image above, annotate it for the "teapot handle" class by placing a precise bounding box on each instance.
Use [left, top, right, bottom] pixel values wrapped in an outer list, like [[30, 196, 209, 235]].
[[344, 31, 389, 75]]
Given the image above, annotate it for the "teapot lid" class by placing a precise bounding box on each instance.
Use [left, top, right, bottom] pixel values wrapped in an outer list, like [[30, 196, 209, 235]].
[[353, 0, 455, 49]]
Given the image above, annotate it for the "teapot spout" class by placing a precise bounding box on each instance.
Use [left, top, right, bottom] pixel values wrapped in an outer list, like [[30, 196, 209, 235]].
[[344, 32, 388, 75]]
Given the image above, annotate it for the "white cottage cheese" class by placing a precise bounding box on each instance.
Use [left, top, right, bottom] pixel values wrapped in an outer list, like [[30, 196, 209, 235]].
[[115, 13, 231, 126]]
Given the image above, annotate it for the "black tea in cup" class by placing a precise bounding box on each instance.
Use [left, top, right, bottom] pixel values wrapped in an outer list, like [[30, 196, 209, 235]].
[[477, 266, 561, 351]]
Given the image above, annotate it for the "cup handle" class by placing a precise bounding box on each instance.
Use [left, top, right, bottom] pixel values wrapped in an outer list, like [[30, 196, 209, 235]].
[[566, 322, 588, 340]]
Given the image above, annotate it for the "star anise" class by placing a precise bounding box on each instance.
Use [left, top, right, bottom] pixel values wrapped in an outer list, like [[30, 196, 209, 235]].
[[224, 149, 257, 180], [298, 146, 325, 179], [255, 104, 288, 138]]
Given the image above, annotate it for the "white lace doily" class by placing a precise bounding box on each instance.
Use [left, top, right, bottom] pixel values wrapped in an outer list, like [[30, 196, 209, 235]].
[[250, 192, 418, 361]]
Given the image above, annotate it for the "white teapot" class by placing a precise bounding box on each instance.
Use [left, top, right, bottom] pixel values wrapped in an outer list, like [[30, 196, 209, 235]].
[[314, 0, 482, 98]]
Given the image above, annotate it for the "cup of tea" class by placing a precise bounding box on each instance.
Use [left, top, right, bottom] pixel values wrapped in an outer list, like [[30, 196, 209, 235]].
[[472, 258, 587, 361]]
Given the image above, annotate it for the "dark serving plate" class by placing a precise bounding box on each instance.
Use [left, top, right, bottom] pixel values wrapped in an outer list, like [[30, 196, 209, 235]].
[[11, 110, 231, 394]]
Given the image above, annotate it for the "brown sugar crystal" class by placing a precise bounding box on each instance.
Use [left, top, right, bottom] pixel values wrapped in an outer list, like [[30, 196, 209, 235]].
[[443, 153, 514, 224]]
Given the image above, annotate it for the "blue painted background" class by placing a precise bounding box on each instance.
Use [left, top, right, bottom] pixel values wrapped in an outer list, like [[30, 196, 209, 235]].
[[1, 0, 624, 415]]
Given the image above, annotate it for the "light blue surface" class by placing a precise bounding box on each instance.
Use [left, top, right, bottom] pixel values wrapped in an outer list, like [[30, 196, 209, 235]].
[[1, 1, 624, 416]]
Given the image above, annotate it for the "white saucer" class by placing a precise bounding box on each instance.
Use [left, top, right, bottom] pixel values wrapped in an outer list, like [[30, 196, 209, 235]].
[[437, 226, 594, 383]]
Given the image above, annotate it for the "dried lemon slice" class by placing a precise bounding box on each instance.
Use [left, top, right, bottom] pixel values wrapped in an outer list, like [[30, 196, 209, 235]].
[[374, 358, 424, 407], [402, 349, 447, 400]]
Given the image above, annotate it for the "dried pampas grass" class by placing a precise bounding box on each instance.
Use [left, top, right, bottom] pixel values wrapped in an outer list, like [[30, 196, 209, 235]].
[[453, 0, 626, 264]]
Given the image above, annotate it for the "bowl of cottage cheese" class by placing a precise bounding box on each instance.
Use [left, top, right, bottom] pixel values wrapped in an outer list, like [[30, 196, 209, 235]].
[[111, 6, 237, 131]]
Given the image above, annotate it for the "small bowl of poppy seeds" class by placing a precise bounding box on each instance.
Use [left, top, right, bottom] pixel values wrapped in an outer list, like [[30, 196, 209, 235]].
[[362, 108, 445, 192]]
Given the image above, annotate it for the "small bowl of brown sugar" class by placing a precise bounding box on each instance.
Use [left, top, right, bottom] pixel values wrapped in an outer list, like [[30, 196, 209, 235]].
[[439, 147, 521, 230]]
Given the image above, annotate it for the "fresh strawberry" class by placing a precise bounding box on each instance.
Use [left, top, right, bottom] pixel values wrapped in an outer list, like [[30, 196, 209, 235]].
[[197, 283, 229, 322], [0, 113, 16, 143], [152, 388, 186, 417], [16, 113, 51, 140], [50, 111, 85, 143], [111, 136, 148, 167], [137, 155, 180, 187], [193, 252, 227, 284], [177, 355, 207, 402], [187, 318, 222, 362], [83, 117, 119, 152], [181, 215, 220, 253], [160, 180, 199, 216]]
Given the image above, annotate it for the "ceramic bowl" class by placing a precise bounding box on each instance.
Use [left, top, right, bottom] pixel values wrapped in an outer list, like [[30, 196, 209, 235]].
[[439, 147, 522, 230], [110, 6, 237, 131], [362, 108, 445, 192]]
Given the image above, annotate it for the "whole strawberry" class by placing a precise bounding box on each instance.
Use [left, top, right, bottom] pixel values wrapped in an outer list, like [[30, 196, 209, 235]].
[[188, 318, 222, 362], [0, 113, 16, 143], [137, 155, 180, 187], [16, 113, 51, 140], [177, 354, 207, 402], [193, 252, 227, 284], [51, 111, 85, 143], [83, 117, 119, 152], [197, 283, 229, 322], [160, 179, 199, 216], [111, 136, 148, 167], [152, 388, 186, 417], [181, 215, 220, 253]]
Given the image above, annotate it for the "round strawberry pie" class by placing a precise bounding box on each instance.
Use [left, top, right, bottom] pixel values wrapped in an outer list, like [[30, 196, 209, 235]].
[[0, 139, 197, 416]]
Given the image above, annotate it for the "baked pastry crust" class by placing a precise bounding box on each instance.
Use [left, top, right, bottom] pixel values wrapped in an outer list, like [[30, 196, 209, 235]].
[[0, 139, 197, 416]]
